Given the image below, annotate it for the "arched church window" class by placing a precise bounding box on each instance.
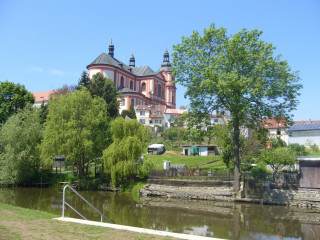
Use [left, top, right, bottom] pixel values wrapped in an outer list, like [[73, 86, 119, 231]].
[[120, 77, 124, 87], [141, 82, 146, 91]]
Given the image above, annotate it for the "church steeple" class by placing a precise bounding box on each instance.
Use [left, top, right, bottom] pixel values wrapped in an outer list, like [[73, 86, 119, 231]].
[[108, 38, 114, 58], [161, 48, 171, 67], [129, 51, 135, 67]]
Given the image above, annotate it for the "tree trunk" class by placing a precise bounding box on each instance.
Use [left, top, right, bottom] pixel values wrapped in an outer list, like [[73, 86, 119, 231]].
[[233, 118, 241, 192]]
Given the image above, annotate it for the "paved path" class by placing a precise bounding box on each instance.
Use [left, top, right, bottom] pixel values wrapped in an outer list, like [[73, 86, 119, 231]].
[[55, 217, 224, 240]]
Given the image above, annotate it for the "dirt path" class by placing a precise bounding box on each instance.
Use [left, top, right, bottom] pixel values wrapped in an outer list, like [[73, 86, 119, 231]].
[[0, 203, 176, 240]]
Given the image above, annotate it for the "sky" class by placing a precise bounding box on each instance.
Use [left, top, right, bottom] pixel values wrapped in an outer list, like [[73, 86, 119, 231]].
[[0, 0, 319, 121]]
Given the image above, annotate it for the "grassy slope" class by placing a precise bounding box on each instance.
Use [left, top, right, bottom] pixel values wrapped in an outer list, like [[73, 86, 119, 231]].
[[145, 152, 227, 170], [0, 203, 176, 240]]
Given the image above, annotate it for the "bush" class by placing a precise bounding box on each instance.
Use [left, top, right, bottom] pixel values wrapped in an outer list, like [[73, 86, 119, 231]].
[[289, 143, 308, 157], [251, 166, 269, 180], [310, 144, 319, 153]]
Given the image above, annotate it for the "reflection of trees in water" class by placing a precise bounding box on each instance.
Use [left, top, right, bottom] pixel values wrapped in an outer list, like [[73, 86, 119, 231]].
[[0, 188, 319, 239]]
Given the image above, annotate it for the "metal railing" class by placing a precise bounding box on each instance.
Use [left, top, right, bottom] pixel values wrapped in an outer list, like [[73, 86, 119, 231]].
[[62, 185, 113, 223]]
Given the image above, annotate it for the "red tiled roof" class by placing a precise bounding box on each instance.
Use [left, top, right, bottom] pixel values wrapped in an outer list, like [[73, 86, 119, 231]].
[[262, 118, 287, 129], [32, 90, 54, 103]]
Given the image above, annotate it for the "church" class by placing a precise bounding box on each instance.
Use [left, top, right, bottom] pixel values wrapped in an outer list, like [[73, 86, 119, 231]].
[[86, 41, 177, 113]]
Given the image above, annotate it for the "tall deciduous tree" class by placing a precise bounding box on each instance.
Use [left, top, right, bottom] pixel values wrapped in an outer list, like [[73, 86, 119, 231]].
[[103, 117, 149, 187], [41, 89, 111, 178], [0, 106, 42, 185], [172, 24, 302, 191], [0, 81, 35, 124], [89, 73, 119, 118]]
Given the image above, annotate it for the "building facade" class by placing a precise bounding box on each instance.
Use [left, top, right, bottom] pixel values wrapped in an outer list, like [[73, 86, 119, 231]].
[[87, 41, 177, 113]]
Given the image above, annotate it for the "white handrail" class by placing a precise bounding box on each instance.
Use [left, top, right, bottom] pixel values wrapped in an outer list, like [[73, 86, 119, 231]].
[[62, 185, 113, 223]]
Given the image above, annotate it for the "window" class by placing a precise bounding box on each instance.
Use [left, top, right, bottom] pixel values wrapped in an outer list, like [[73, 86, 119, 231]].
[[120, 77, 124, 87], [140, 111, 145, 116], [159, 120, 162, 124], [130, 80, 133, 90], [139, 119, 145, 124], [131, 98, 135, 106], [155, 120, 159, 124], [158, 84, 161, 96], [120, 98, 125, 106], [277, 130, 281, 135], [156, 111, 161, 115], [138, 100, 142, 105], [141, 82, 146, 91], [150, 120, 153, 123]]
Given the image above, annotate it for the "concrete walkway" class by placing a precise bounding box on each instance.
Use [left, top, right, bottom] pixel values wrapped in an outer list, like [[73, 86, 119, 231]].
[[54, 217, 223, 240]]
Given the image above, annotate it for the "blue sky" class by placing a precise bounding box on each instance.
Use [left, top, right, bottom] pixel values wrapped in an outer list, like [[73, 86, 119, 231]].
[[0, 0, 319, 121]]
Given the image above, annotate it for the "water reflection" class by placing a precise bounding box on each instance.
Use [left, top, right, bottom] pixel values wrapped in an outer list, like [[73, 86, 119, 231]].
[[0, 187, 319, 239]]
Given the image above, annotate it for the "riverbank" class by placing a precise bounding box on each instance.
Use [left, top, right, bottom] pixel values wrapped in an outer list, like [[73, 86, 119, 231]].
[[0, 203, 177, 240], [140, 179, 320, 209]]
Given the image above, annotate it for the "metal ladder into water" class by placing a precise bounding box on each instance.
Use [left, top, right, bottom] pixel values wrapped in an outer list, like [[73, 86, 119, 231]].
[[62, 185, 113, 223]]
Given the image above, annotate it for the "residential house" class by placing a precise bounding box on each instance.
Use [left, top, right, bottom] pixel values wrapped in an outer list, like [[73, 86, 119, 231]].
[[262, 118, 289, 145], [164, 108, 187, 128], [289, 123, 320, 147], [135, 105, 166, 130], [32, 90, 54, 107]]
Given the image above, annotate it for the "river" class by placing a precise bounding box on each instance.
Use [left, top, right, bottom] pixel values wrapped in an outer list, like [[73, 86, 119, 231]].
[[0, 187, 319, 239]]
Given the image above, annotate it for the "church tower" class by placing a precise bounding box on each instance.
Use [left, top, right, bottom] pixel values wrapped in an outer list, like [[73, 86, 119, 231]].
[[160, 49, 176, 108]]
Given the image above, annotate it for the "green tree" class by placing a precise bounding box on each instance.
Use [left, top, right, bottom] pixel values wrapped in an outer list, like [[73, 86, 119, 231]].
[[76, 71, 90, 90], [258, 148, 296, 173], [0, 106, 42, 185], [103, 117, 149, 187], [172, 24, 302, 191], [41, 89, 111, 178], [0, 81, 35, 124], [128, 103, 137, 119], [89, 73, 119, 118]]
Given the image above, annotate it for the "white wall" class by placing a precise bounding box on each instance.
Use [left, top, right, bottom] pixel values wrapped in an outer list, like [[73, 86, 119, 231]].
[[289, 130, 320, 146]]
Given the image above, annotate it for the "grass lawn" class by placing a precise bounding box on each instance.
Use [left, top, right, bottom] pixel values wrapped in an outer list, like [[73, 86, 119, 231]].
[[305, 149, 320, 157], [0, 203, 177, 240], [145, 151, 227, 171]]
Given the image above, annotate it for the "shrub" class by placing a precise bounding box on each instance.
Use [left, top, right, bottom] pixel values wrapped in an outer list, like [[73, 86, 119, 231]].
[[289, 143, 308, 157], [310, 144, 319, 153], [251, 166, 269, 180]]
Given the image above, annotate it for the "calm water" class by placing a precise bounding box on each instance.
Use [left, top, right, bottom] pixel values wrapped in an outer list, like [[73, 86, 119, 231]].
[[0, 187, 319, 239]]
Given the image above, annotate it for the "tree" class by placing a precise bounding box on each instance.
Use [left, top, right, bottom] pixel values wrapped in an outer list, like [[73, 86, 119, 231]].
[[172, 24, 302, 191], [103, 117, 149, 187], [0, 106, 42, 185], [76, 71, 90, 90], [258, 148, 295, 173], [128, 103, 137, 119], [0, 81, 35, 124], [89, 73, 119, 118], [41, 89, 111, 178]]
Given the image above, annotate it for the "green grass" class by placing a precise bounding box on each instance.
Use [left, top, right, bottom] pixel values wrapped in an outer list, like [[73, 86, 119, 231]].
[[306, 149, 320, 157], [145, 152, 227, 171], [0, 203, 177, 240]]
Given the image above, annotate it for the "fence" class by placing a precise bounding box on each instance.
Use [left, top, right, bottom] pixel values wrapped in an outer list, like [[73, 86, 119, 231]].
[[149, 169, 234, 181], [149, 169, 299, 184]]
